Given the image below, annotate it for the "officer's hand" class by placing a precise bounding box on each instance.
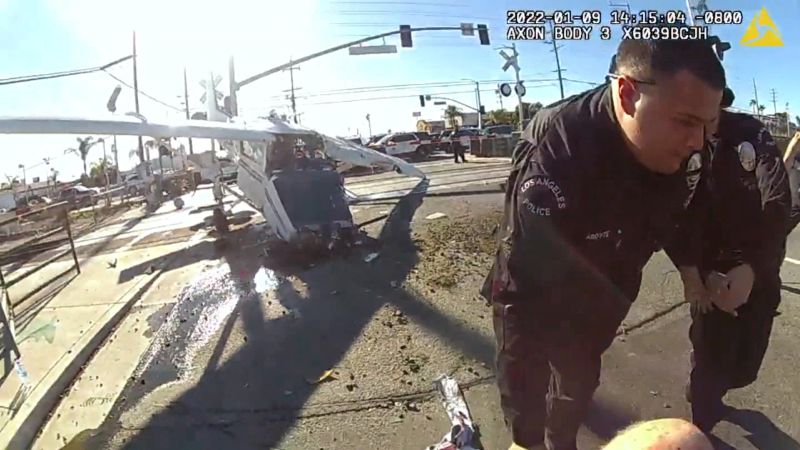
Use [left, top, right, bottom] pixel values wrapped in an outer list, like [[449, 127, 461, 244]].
[[708, 264, 755, 316], [679, 266, 713, 314]]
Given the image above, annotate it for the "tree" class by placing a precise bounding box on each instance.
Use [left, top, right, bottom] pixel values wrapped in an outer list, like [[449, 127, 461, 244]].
[[749, 99, 758, 114], [486, 109, 513, 125], [444, 105, 462, 129], [64, 136, 101, 176], [758, 104, 766, 115], [89, 158, 111, 179], [795, 115, 800, 128], [4, 175, 19, 187]]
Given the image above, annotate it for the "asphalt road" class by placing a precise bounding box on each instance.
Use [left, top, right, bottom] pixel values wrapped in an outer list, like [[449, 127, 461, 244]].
[[37, 156, 800, 449]]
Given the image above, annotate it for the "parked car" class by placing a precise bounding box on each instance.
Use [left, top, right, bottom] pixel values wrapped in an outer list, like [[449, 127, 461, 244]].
[[14, 195, 53, 216], [482, 124, 514, 138], [58, 185, 97, 209], [123, 174, 146, 196], [367, 132, 432, 159], [366, 134, 387, 146]]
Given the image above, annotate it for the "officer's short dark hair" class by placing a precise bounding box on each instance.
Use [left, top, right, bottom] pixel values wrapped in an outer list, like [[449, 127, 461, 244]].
[[721, 87, 735, 108], [615, 36, 726, 90]]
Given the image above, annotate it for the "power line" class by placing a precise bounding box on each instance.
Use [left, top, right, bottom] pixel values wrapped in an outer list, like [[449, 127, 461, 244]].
[[261, 78, 567, 102], [102, 70, 183, 112], [0, 55, 133, 86]]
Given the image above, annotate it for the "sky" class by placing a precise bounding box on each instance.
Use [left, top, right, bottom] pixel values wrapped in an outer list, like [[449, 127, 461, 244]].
[[1, 0, 799, 182]]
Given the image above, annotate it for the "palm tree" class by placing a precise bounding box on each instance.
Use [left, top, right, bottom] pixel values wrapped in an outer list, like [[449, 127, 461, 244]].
[[749, 99, 758, 114], [64, 136, 101, 177], [758, 105, 766, 115], [486, 109, 513, 125], [4, 175, 19, 187], [444, 105, 462, 129]]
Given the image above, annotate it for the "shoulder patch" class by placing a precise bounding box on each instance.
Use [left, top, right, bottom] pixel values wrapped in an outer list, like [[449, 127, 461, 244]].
[[518, 175, 568, 217], [737, 141, 756, 172]]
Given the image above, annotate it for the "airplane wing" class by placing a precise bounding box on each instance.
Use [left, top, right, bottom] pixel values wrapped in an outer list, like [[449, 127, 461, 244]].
[[0, 116, 315, 141], [321, 135, 426, 180]]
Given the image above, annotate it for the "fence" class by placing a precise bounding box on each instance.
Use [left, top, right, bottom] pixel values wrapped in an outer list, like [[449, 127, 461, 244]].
[[0, 202, 80, 363], [469, 134, 521, 158]]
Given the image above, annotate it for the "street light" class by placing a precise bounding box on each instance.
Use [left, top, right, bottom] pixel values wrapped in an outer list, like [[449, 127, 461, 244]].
[[461, 78, 483, 129]]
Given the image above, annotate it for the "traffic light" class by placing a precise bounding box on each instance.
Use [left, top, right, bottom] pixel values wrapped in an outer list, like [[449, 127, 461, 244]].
[[400, 25, 413, 48], [419, 95, 425, 107], [477, 24, 490, 45], [479, 105, 486, 114]]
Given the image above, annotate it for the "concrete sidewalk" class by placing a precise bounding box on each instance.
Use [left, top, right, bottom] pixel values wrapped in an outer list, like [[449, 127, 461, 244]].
[[0, 226, 206, 449]]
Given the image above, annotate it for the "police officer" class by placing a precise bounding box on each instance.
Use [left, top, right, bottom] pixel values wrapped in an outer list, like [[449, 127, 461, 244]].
[[672, 89, 792, 433], [782, 132, 800, 232], [481, 34, 725, 450]]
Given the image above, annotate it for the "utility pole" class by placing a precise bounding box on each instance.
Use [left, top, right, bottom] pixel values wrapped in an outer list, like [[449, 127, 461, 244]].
[[132, 31, 145, 168], [113, 136, 119, 170], [546, 21, 565, 100], [283, 62, 301, 124], [753, 78, 761, 118], [496, 89, 504, 110], [183, 67, 194, 154], [770, 88, 778, 115], [474, 81, 483, 129]]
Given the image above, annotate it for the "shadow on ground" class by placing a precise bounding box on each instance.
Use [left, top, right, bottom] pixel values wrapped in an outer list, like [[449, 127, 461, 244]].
[[722, 407, 800, 450], [89, 180, 636, 449]]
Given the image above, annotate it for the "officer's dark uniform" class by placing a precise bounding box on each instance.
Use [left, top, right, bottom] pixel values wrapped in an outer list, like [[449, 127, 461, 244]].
[[481, 84, 703, 449], [787, 151, 800, 232], [453, 132, 467, 163], [674, 110, 791, 432]]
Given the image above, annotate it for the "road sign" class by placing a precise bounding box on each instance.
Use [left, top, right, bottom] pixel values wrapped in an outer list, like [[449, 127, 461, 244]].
[[461, 23, 475, 36], [500, 49, 519, 73], [349, 45, 398, 55], [412, 111, 421, 117], [515, 82, 526, 97], [499, 83, 512, 97]]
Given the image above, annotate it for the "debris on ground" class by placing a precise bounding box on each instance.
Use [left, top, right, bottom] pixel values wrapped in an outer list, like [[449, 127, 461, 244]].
[[107, 259, 117, 269], [144, 265, 156, 275], [364, 252, 380, 263], [306, 369, 337, 385], [425, 212, 448, 221], [426, 375, 481, 450], [413, 211, 500, 289]]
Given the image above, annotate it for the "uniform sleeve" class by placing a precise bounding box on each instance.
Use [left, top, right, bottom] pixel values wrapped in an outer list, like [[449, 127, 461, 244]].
[[726, 130, 791, 272]]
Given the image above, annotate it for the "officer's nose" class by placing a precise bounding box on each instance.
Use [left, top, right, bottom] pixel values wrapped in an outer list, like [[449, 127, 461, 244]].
[[686, 126, 705, 153]]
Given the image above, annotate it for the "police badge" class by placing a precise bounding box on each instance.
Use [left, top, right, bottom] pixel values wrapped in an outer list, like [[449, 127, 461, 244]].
[[737, 141, 757, 172], [687, 152, 702, 172]]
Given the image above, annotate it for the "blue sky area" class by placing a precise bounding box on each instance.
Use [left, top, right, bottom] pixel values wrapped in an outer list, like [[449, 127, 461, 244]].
[[1, 0, 799, 181]]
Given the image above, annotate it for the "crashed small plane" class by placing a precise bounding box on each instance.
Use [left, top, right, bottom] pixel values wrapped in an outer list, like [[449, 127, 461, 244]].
[[0, 84, 426, 249]]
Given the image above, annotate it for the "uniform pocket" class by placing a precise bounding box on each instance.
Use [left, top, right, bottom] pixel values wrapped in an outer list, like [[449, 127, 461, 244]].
[[492, 302, 515, 353]]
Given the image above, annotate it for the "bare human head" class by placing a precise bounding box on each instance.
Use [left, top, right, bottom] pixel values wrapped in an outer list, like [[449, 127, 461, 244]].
[[602, 418, 713, 450], [611, 34, 725, 174]]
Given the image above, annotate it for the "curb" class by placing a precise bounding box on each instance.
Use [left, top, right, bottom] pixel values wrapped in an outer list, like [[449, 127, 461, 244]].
[[2, 249, 183, 450]]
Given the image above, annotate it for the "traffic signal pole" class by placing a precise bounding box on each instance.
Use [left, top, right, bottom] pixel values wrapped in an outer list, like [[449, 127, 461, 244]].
[[230, 25, 489, 116]]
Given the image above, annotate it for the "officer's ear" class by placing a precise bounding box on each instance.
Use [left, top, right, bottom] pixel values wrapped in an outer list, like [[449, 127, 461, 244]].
[[612, 75, 641, 117]]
